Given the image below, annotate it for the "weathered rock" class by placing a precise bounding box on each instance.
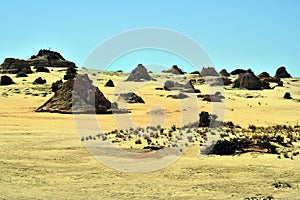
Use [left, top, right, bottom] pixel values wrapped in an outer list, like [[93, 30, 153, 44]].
[[275, 66, 291, 78], [119, 92, 145, 103], [199, 111, 218, 127], [230, 69, 246, 75], [167, 92, 189, 99], [190, 71, 200, 75], [36, 66, 50, 73], [126, 64, 152, 81], [162, 65, 184, 75], [33, 77, 46, 85], [197, 93, 223, 102], [36, 74, 113, 114], [201, 67, 219, 76], [64, 67, 78, 80], [0, 75, 15, 85], [29, 49, 76, 68], [257, 72, 270, 79], [104, 79, 114, 87], [219, 69, 230, 77], [233, 70, 270, 90], [0, 58, 32, 74], [210, 77, 232, 86], [51, 80, 63, 92]]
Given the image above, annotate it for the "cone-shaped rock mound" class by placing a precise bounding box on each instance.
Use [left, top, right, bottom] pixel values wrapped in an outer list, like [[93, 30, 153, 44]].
[[126, 64, 152, 81], [36, 74, 112, 114], [275, 66, 291, 78]]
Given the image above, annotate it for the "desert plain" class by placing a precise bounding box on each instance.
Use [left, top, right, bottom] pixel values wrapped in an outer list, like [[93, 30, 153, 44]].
[[1, 64, 300, 200]]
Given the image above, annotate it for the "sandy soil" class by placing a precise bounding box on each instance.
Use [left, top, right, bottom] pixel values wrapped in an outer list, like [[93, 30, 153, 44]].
[[0, 68, 300, 199]]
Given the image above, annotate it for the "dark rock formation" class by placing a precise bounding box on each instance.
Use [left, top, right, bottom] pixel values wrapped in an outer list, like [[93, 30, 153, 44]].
[[33, 77, 46, 85], [30, 49, 76, 68], [233, 71, 270, 90], [1, 49, 76, 74], [167, 92, 189, 99], [16, 72, 28, 78], [36, 74, 113, 114], [0, 58, 32, 74], [257, 72, 270, 79], [200, 67, 219, 76], [119, 92, 145, 103], [0, 75, 15, 85], [199, 111, 218, 127], [190, 71, 200, 75], [283, 92, 292, 99], [219, 69, 230, 77], [104, 79, 114, 87], [126, 64, 152, 81], [210, 77, 232, 86], [36, 66, 50, 73], [64, 67, 78, 80], [51, 80, 63, 92], [197, 92, 224, 102], [162, 65, 184, 75], [230, 69, 246, 75], [275, 66, 291, 78]]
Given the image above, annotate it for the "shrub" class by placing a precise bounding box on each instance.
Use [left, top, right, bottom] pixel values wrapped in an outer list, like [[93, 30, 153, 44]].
[[135, 138, 142, 144], [16, 72, 28, 77], [36, 66, 50, 73]]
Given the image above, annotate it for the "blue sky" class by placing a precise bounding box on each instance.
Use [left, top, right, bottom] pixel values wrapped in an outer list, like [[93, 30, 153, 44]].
[[0, 0, 299, 76]]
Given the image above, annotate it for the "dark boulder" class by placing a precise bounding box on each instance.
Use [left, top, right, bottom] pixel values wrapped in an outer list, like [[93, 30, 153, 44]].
[[64, 67, 78, 80], [230, 69, 246, 75], [283, 92, 292, 99], [219, 69, 230, 77], [275, 66, 291, 78], [257, 72, 270, 79], [119, 92, 145, 103], [0, 75, 15, 85], [104, 79, 114, 87], [36, 66, 50, 73], [51, 80, 63, 92], [33, 77, 46, 84]]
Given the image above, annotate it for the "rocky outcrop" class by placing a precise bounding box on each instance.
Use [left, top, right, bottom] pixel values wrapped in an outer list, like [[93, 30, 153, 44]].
[[119, 92, 145, 103], [33, 77, 46, 85], [219, 69, 230, 77], [162, 65, 184, 75], [0, 58, 32, 74], [233, 70, 270, 90], [230, 69, 246, 75], [200, 67, 219, 76], [104, 79, 114, 87], [36, 74, 113, 114], [0, 75, 15, 85], [257, 72, 270, 79], [51, 80, 63, 92], [126, 64, 152, 81], [0, 49, 76, 74], [275, 66, 291, 78]]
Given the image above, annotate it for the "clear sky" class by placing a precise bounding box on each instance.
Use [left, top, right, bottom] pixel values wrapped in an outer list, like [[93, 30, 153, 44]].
[[0, 0, 299, 76]]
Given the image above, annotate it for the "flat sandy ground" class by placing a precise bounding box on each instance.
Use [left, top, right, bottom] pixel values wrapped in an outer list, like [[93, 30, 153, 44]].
[[0, 68, 300, 199]]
